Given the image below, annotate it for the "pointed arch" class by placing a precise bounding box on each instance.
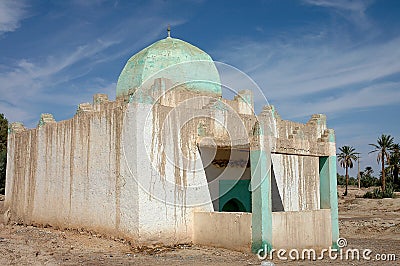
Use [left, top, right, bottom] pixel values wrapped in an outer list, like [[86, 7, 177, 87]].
[[222, 198, 246, 212]]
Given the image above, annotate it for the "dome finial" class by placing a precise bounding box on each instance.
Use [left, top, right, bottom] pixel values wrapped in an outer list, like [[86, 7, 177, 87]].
[[167, 24, 171, 38]]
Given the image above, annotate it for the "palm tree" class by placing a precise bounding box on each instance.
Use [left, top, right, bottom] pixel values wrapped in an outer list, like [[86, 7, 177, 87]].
[[389, 143, 400, 186], [338, 146, 358, 196], [364, 166, 374, 176], [361, 166, 376, 187], [369, 134, 394, 192]]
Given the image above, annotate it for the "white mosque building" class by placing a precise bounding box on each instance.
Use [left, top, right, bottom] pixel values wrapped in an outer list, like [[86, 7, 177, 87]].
[[5, 31, 339, 252]]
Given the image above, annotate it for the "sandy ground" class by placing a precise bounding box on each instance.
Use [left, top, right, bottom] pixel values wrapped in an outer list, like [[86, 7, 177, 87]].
[[0, 186, 399, 265]]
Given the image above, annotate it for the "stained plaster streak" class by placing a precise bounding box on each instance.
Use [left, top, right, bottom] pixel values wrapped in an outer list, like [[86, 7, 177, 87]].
[[151, 104, 167, 197], [9, 129, 37, 223], [150, 104, 202, 225], [272, 154, 320, 212], [27, 130, 38, 220], [69, 118, 75, 220], [114, 105, 125, 230]]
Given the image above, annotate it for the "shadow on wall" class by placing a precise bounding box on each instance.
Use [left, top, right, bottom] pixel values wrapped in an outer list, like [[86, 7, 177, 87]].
[[218, 163, 286, 213], [271, 165, 285, 212], [199, 146, 252, 212]]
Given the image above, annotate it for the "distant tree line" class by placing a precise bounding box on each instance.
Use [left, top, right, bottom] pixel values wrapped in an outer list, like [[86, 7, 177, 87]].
[[337, 166, 379, 188], [338, 134, 400, 198]]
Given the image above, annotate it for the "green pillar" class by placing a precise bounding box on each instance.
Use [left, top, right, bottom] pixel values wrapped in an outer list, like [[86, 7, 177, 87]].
[[319, 156, 339, 248], [250, 122, 272, 253]]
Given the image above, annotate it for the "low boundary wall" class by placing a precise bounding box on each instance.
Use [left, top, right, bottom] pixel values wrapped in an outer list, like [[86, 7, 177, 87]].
[[272, 209, 332, 250], [193, 212, 252, 252]]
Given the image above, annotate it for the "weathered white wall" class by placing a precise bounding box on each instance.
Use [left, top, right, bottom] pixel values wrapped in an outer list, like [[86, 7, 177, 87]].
[[125, 103, 214, 243], [272, 210, 332, 250], [5, 101, 214, 244], [6, 104, 140, 239], [271, 154, 320, 211], [193, 211, 252, 252]]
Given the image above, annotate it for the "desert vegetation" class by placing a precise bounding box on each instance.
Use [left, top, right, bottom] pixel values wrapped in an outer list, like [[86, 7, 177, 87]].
[[338, 134, 400, 198]]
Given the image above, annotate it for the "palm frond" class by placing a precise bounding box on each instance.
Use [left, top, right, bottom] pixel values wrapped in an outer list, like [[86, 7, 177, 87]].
[[337, 145, 358, 170]]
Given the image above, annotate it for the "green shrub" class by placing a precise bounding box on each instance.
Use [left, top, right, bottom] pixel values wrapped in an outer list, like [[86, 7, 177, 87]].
[[383, 183, 394, 198], [0, 149, 6, 193], [373, 188, 383, 199], [363, 185, 395, 199], [363, 191, 374, 198], [360, 175, 380, 188]]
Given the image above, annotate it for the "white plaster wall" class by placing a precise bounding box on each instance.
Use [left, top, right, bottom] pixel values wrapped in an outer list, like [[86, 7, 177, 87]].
[[272, 210, 332, 250], [193, 211, 252, 252], [5, 109, 132, 236], [127, 103, 214, 243], [271, 154, 320, 211], [5, 101, 213, 244]]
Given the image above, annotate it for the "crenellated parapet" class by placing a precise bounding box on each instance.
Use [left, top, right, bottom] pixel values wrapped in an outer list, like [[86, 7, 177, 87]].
[[8, 122, 26, 134], [125, 78, 256, 116], [93, 93, 108, 105], [256, 105, 335, 156], [233, 90, 254, 115], [77, 103, 94, 114], [75, 93, 122, 115], [38, 113, 56, 127]]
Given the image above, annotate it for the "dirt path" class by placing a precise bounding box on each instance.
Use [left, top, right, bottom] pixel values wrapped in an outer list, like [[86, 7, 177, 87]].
[[0, 187, 399, 265]]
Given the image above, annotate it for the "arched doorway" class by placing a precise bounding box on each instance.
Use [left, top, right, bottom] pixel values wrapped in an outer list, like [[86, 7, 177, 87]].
[[221, 198, 247, 212]]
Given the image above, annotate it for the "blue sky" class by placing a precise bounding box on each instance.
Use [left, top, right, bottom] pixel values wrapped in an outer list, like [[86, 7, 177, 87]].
[[1, 0, 399, 176]]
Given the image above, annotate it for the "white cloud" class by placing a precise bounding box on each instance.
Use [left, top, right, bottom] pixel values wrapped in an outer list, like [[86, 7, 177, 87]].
[[0, 0, 27, 34], [303, 0, 374, 29], [0, 38, 118, 98], [215, 34, 400, 118], [303, 0, 371, 12], [0, 38, 121, 126], [0, 10, 184, 126], [75, 0, 106, 5], [215, 21, 400, 170], [287, 82, 400, 119], [0, 101, 35, 125]]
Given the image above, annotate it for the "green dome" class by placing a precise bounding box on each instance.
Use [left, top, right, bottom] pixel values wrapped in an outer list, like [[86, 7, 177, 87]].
[[116, 37, 222, 99]]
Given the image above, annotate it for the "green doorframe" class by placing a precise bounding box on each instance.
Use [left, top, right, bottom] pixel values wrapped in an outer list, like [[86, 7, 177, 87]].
[[250, 120, 273, 254], [319, 156, 340, 249], [219, 180, 252, 212]]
